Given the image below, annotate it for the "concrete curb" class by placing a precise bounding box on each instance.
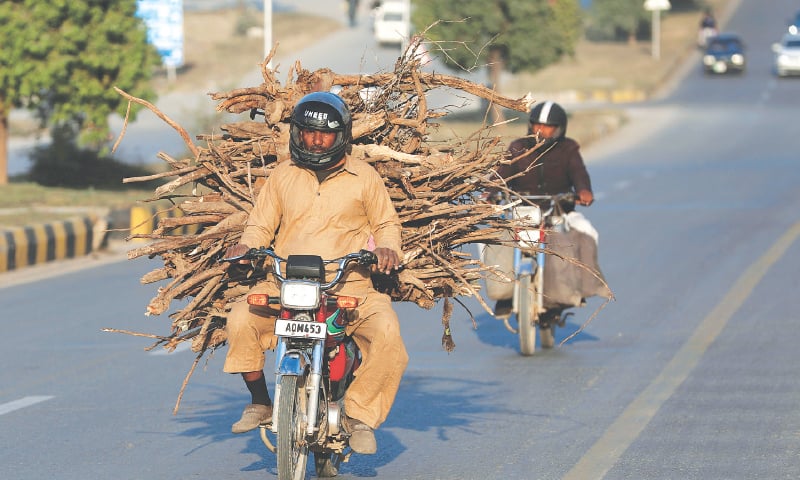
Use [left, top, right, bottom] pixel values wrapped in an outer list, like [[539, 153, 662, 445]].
[[0, 215, 105, 273], [518, 88, 649, 108]]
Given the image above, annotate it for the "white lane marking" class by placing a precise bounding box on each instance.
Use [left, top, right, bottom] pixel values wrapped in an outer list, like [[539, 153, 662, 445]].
[[149, 341, 192, 355], [0, 396, 55, 416], [564, 220, 800, 480]]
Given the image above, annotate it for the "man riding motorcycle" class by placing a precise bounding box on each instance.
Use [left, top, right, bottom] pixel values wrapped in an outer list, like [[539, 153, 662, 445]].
[[698, 7, 718, 48], [222, 91, 408, 455], [489, 101, 605, 334]]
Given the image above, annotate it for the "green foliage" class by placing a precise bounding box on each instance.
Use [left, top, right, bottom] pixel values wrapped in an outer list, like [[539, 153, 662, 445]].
[[585, 0, 651, 42], [27, 122, 160, 190], [0, 0, 161, 149], [412, 0, 582, 74]]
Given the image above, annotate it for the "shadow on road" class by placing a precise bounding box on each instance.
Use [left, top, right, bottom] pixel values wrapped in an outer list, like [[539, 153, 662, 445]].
[[471, 309, 601, 353]]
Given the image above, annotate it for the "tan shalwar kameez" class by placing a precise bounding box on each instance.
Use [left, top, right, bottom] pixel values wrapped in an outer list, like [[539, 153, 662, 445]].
[[223, 156, 408, 429]]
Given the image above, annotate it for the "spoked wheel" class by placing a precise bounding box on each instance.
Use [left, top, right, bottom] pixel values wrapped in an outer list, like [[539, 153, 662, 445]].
[[314, 451, 341, 478], [277, 375, 309, 480], [517, 275, 538, 356]]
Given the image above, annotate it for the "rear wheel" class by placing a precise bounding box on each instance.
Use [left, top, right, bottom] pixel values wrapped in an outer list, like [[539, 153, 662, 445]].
[[518, 275, 537, 356], [277, 375, 309, 480]]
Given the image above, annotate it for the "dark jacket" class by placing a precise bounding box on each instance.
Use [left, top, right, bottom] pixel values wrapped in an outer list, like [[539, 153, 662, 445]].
[[496, 136, 592, 197]]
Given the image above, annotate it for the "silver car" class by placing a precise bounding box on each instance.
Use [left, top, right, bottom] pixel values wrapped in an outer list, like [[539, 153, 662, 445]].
[[773, 33, 800, 77]]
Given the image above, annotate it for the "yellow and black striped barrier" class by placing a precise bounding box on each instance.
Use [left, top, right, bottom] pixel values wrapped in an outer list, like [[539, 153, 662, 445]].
[[0, 216, 96, 273], [129, 205, 203, 239]]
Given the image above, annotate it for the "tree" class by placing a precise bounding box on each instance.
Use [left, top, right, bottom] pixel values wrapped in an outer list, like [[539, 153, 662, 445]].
[[412, 0, 582, 100], [0, 0, 161, 185], [586, 0, 651, 44]]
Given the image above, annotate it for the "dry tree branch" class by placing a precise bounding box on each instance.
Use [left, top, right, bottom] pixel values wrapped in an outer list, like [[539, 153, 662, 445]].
[[113, 86, 200, 159], [109, 38, 613, 412]]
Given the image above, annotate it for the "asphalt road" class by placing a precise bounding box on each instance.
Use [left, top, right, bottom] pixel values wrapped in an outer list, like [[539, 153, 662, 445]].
[[3, 0, 800, 479]]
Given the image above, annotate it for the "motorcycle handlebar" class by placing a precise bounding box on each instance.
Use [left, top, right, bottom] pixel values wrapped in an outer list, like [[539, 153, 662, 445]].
[[221, 248, 378, 290], [514, 192, 576, 203], [510, 192, 576, 217]]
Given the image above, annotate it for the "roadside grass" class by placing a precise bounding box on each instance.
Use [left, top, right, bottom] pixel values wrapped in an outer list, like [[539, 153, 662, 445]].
[[0, 183, 155, 228]]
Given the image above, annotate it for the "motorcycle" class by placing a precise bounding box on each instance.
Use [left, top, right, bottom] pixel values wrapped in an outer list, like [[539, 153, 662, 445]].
[[223, 247, 378, 479], [698, 26, 718, 48], [495, 193, 575, 356]]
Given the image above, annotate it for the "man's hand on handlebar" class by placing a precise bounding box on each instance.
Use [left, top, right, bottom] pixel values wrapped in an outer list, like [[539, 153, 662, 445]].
[[372, 247, 400, 275], [577, 189, 594, 207], [224, 243, 251, 265]]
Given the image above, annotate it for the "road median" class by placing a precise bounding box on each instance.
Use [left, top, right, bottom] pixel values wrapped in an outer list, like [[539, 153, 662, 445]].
[[0, 215, 103, 273]]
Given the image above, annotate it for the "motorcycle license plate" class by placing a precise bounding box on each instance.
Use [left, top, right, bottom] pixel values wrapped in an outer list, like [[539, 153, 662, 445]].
[[275, 319, 326, 339]]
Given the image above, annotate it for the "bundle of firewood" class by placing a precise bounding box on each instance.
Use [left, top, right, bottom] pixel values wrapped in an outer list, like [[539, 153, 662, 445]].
[[111, 39, 545, 369]]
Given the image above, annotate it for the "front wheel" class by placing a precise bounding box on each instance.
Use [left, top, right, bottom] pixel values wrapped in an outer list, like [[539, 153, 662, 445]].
[[518, 275, 537, 356], [277, 375, 309, 480]]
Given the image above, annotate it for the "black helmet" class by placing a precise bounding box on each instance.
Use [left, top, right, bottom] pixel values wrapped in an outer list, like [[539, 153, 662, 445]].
[[528, 101, 568, 140], [289, 92, 352, 170]]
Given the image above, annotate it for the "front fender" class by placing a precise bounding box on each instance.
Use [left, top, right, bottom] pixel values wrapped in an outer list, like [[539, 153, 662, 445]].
[[278, 352, 305, 375]]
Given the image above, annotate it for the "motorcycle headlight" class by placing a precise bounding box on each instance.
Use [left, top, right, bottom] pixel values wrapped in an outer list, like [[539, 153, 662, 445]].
[[513, 205, 542, 226], [281, 280, 320, 309]]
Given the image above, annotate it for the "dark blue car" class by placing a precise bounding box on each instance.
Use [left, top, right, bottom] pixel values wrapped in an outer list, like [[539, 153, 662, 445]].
[[702, 33, 746, 75]]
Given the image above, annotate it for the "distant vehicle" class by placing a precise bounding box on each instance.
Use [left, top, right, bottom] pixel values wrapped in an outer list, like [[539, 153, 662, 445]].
[[373, 0, 410, 47], [702, 33, 746, 75], [772, 33, 800, 77], [697, 26, 718, 49], [788, 10, 800, 35]]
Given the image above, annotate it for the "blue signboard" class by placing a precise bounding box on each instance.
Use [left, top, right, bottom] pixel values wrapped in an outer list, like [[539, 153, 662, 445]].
[[136, 0, 184, 68]]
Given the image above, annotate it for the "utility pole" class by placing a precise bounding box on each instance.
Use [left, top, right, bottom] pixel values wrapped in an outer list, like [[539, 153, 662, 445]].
[[652, 9, 661, 60], [264, 0, 272, 68], [643, 0, 671, 61]]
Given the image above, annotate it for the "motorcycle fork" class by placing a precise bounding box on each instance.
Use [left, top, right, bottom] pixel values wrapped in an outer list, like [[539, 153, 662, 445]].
[[514, 227, 546, 319], [270, 337, 322, 436], [271, 339, 288, 434], [534, 228, 546, 319], [305, 340, 324, 436]]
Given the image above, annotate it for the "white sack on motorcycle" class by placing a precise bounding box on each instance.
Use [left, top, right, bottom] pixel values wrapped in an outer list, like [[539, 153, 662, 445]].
[[542, 229, 611, 308]]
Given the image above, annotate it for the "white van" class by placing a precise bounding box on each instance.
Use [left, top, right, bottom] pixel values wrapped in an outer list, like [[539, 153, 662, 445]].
[[373, 1, 410, 46]]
